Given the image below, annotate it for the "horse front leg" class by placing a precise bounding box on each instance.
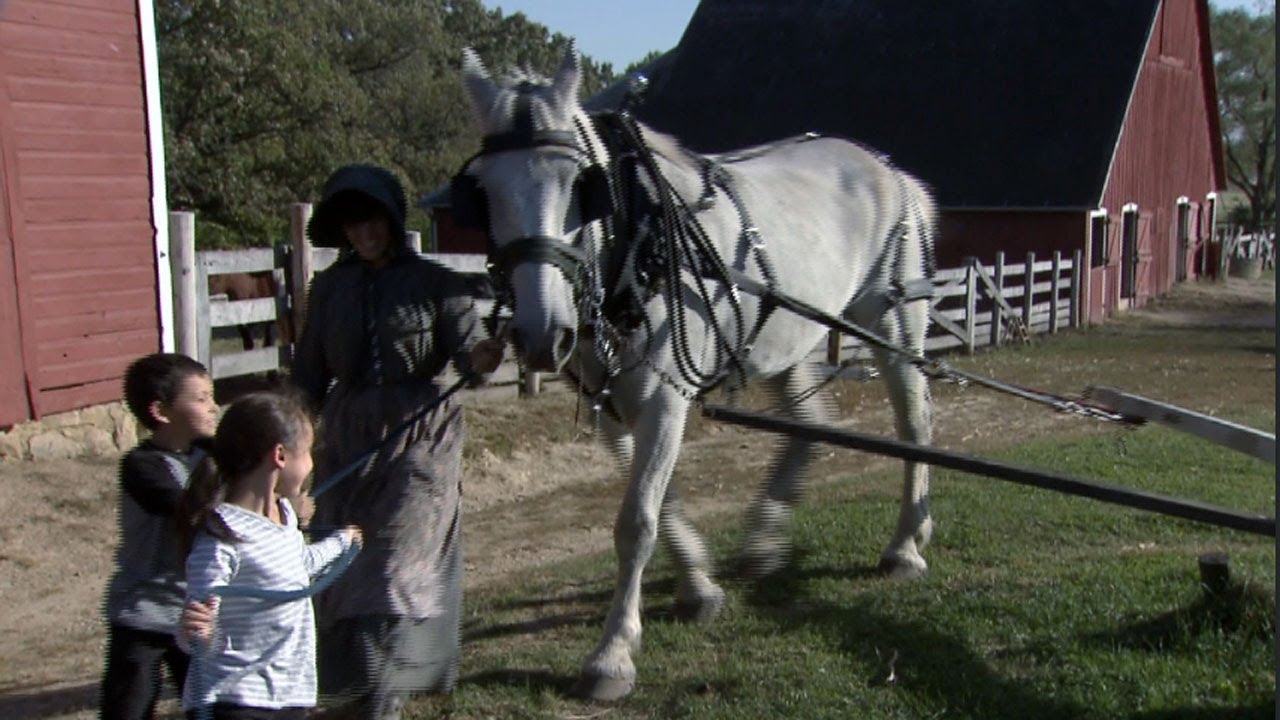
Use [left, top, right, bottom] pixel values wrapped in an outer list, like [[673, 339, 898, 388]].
[[573, 391, 689, 702], [870, 299, 933, 579]]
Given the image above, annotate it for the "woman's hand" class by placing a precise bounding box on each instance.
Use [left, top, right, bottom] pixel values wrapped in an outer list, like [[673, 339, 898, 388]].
[[469, 337, 506, 375], [180, 597, 219, 644]]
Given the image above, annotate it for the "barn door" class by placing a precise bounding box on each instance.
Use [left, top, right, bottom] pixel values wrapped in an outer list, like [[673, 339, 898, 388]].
[[1120, 205, 1139, 300]]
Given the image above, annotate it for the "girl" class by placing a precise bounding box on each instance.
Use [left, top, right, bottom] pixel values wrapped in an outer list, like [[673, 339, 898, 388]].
[[176, 392, 361, 720]]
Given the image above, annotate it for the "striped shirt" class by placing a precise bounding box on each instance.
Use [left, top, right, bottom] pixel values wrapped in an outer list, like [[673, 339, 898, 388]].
[[182, 499, 352, 711]]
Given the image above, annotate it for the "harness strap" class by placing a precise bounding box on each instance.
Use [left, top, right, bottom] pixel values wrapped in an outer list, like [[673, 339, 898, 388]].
[[722, 266, 1134, 423]]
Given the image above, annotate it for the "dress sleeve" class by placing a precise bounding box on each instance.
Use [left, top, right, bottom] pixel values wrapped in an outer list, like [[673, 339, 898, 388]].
[[436, 271, 486, 384], [292, 271, 334, 409]]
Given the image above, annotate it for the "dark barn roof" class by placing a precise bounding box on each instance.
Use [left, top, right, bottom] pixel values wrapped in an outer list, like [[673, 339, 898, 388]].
[[623, 0, 1162, 209]]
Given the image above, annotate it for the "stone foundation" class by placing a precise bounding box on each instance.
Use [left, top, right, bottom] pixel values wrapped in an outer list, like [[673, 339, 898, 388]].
[[0, 402, 138, 461]]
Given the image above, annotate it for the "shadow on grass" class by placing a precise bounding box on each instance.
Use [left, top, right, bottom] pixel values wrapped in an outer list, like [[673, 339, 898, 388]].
[[1128, 703, 1275, 720], [459, 668, 576, 696], [1085, 581, 1275, 653], [462, 575, 685, 645], [741, 563, 1093, 720]]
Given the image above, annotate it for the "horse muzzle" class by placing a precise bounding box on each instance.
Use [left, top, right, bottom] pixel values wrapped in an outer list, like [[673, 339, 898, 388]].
[[512, 325, 577, 373]]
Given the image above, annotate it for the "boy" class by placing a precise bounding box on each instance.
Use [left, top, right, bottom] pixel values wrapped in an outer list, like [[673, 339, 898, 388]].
[[101, 353, 219, 720]]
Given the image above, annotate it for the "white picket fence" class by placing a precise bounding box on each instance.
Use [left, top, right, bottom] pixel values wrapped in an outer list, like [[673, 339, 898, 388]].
[[169, 206, 1083, 390]]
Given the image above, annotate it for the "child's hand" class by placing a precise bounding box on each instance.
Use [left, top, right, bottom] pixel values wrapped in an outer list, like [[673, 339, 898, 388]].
[[342, 525, 363, 547], [180, 597, 219, 643]]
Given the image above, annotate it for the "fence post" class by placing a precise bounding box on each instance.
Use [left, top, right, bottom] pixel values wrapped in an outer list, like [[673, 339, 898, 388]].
[[1023, 252, 1035, 331], [169, 211, 199, 359], [1071, 250, 1083, 328], [826, 330, 842, 366], [407, 230, 422, 255], [519, 368, 542, 397], [1050, 252, 1062, 333], [289, 203, 314, 334], [964, 257, 977, 353], [990, 251, 1005, 347]]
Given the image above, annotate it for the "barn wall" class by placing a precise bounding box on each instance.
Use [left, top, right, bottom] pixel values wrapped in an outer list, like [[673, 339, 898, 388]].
[[1099, 0, 1222, 314], [0, 0, 159, 425], [936, 210, 1085, 269]]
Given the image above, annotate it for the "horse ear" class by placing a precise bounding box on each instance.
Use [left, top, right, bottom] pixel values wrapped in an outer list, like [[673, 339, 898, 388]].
[[461, 47, 499, 123], [552, 40, 582, 103]]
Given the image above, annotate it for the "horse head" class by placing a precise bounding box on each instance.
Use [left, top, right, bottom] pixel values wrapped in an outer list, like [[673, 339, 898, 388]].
[[458, 43, 612, 373]]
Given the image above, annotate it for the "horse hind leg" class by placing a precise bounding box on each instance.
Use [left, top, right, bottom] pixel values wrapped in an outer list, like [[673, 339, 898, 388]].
[[866, 298, 933, 579], [661, 484, 724, 623], [736, 362, 834, 579]]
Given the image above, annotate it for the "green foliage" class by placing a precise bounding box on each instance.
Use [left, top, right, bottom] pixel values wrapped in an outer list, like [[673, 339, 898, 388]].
[[1211, 5, 1276, 231], [156, 0, 618, 248]]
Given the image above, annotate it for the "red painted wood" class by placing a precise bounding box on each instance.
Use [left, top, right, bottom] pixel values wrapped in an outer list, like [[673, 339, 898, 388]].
[[1100, 0, 1222, 312], [0, 0, 159, 423]]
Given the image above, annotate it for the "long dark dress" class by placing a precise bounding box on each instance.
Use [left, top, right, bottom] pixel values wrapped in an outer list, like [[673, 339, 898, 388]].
[[293, 249, 484, 708]]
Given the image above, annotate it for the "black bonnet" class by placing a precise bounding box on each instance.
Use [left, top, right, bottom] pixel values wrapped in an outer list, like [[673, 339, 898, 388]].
[[307, 164, 409, 249]]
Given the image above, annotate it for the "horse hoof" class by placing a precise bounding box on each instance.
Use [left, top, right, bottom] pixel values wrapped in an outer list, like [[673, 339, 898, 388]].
[[735, 546, 790, 579], [877, 555, 928, 580], [673, 586, 726, 624], [570, 671, 635, 702]]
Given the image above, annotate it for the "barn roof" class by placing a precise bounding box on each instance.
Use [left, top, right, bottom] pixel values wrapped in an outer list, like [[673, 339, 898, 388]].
[[612, 0, 1167, 209]]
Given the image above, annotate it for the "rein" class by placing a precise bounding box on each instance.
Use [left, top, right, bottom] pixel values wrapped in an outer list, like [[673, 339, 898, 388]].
[[466, 87, 1133, 424]]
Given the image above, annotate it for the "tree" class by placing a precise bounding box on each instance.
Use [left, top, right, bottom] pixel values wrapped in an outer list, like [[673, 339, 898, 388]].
[[1211, 4, 1276, 231], [156, 0, 618, 248]]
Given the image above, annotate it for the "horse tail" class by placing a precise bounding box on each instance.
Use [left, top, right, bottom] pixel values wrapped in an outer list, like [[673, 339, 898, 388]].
[[897, 173, 938, 282], [911, 174, 942, 280]]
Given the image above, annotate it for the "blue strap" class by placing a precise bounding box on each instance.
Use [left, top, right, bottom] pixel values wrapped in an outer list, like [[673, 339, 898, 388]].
[[188, 540, 360, 719]]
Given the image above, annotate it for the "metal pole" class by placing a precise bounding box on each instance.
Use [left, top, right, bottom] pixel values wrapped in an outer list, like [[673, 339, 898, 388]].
[[701, 404, 1275, 537]]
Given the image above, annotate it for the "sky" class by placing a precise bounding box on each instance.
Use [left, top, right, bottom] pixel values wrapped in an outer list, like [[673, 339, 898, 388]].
[[483, 0, 699, 70], [485, 0, 1272, 71]]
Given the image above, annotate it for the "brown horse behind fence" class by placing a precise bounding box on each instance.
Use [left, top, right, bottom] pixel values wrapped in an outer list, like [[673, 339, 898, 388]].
[[207, 271, 294, 350]]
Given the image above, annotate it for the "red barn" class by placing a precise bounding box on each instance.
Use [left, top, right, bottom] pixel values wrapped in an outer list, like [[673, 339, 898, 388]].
[[431, 0, 1225, 325], [0, 0, 170, 427]]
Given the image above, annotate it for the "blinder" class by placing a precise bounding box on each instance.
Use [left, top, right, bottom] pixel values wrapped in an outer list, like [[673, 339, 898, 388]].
[[448, 161, 614, 232]]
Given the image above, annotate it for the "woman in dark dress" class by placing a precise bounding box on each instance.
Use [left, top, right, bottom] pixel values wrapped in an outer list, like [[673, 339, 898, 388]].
[[293, 164, 501, 720]]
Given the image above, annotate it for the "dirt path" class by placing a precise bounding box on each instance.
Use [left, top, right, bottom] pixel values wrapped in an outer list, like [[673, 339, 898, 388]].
[[0, 276, 1272, 718]]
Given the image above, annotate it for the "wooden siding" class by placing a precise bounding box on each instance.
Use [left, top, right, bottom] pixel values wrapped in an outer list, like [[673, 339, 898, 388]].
[[0, 0, 157, 425], [1098, 0, 1222, 319]]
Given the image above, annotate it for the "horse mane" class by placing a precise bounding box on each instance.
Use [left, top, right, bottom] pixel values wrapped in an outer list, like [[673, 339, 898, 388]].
[[633, 122, 703, 175]]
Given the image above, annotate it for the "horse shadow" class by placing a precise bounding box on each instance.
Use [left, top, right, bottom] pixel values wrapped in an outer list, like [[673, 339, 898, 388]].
[[739, 558, 1273, 720], [462, 575, 680, 645]]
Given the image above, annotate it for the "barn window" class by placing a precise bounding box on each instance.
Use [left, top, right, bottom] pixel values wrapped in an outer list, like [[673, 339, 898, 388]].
[[1089, 209, 1109, 268], [1120, 203, 1139, 299]]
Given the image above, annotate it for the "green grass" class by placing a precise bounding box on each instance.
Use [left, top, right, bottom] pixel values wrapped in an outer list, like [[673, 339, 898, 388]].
[[405, 421, 1275, 719], [393, 286, 1276, 719]]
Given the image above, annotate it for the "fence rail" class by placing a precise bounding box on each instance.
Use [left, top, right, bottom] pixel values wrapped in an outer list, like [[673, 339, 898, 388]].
[[170, 207, 1085, 390]]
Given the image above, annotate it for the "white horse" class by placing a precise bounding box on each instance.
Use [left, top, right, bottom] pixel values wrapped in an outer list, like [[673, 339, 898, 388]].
[[458, 45, 937, 700]]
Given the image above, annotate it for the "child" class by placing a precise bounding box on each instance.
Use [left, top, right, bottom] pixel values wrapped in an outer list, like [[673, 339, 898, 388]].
[[175, 392, 361, 720], [102, 353, 219, 720]]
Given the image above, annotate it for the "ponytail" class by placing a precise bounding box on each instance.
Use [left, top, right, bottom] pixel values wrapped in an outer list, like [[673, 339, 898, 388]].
[[176, 455, 238, 559], [175, 391, 311, 559]]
